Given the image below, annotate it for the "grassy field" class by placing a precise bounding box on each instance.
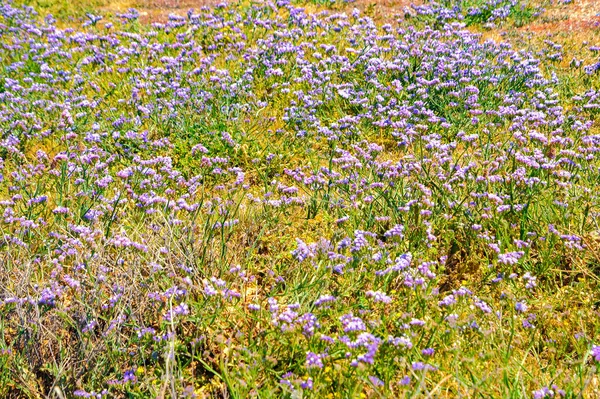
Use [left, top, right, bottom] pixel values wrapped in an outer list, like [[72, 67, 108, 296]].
[[1, 0, 600, 397]]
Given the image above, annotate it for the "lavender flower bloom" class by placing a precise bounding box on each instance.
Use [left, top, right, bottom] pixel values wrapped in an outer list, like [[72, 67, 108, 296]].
[[532, 387, 554, 399], [422, 348, 435, 356], [163, 302, 189, 321], [384, 224, 404, 238], [122, 369, 137, 383], [474, 297, 492, 314], [498, 251, 524, 265], [292, 238, 316, 262], [366, 290, 392, 304], [74, 390, 109, 398], [438, 295, 456, 307], [314, 294, 336, 307], [376, 253, 412, 275], [592, 345, 600, 362], [340, 314, 366, 333], [369, 375, 384, 387], [523, 272, 537, 290], [412, 362, 437, 371], [305, 351, 324, 369], [515, 301, 528, 313], [351, 230, 370, 252], [300, 377, 313, 390], [388, 335, 413, 349]]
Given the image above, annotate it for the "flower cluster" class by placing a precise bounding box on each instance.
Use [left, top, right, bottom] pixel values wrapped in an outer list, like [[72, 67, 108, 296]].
[[0, 0, 598, 398]]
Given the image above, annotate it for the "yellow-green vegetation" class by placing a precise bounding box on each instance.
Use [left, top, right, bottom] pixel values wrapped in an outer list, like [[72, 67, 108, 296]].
[[1, 0, 600, 398]]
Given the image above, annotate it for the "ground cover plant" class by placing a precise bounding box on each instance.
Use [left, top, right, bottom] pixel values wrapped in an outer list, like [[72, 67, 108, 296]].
[[1, 0, 600, 397]]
